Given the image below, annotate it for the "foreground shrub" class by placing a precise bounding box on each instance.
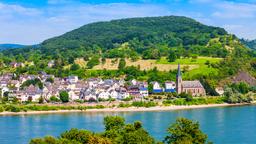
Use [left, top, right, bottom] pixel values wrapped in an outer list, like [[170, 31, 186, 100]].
[[30, 116, 209, 144], [132, 101, 157, 108], [165, 117, 209, 144], [0, 105, 4, 112]]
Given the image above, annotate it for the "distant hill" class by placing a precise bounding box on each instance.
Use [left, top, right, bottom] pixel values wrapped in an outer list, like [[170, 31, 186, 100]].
[[2, 16, 230, 59], [240, 39, 256, 50], [0, 44, 25, 51]]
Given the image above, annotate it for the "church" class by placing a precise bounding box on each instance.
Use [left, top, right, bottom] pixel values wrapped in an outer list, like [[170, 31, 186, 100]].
[[176, 64, 206, 96]]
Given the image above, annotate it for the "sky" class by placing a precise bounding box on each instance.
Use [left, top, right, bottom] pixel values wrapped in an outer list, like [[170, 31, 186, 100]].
[[0, 0, 256, 45]]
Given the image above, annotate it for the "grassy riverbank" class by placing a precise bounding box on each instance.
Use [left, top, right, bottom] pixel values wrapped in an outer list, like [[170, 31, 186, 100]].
[[0, 96, 253, 115]]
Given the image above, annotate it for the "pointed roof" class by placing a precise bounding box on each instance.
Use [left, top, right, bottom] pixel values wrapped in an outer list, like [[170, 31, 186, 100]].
[[177, 64, 181, 77]]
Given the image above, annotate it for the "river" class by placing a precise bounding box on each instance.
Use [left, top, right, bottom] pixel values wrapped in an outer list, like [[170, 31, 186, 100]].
[[0, 105, 255, 144]]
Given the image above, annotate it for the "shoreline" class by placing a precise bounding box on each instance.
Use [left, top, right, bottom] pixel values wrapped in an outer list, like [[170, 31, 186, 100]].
[[0, 103, 251, 116]]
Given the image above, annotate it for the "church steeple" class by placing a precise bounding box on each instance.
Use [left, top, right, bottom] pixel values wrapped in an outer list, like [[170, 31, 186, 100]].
[[176, 64, 182, 94], [177, 63, 181, 77]]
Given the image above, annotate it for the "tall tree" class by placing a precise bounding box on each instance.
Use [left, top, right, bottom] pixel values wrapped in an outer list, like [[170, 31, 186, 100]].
[[165, 117, 209, 144], [118, 58, 126, 70], [168, 51, 177, 62], [59, 91, 69, 103]]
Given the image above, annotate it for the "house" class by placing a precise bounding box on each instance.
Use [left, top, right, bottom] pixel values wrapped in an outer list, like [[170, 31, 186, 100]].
[[98, 91, 110, 100], [15, 90, 27, 102], [0, 80, 8, 88], [131, 79, 137, 85], [79, 88, 97, 101], [176, 64, 206, 96], [67, 76, 79, 84], [109, 89, 118, 99], [165, 81, 176, 93], [139, 87, 148, 97], [9, 80, 20, 89], [1, 87, 9, 97], [68, 90, 80, 100], [215, 87, 224, 96], [10, 62, 24, 68], [15, 87, 41, 102], [48, 60, 55, 68], [127, 85, 140, 96], [152, 82, 163, 93], [116, 87, 130, 100]]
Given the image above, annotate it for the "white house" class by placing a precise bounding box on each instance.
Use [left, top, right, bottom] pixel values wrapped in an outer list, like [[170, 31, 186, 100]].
[[1, 87, 9, 97], [98, 91, 110, 100], [68, 90, 80, 100], [139, 87, 148, 97], [152, 82, 163, 93], [165, 81, 176, 93]]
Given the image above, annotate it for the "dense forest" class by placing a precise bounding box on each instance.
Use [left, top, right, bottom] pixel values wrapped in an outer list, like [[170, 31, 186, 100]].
[[2, 16, 229, 60]]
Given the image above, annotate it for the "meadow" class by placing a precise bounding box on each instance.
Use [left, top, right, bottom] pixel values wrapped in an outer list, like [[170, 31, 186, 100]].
[[75, 57, 222, 73]]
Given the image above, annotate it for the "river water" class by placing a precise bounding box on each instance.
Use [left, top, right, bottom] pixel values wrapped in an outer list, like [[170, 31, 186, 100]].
[[0, 105, 255, 144]]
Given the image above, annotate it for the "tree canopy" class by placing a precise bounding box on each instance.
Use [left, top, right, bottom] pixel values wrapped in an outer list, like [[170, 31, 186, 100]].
[[30, 116, 209, 144]]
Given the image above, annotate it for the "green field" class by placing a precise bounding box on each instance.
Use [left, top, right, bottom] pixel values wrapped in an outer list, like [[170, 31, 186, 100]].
[[156, 57, 223, 80], [156, 57, 223, 65]]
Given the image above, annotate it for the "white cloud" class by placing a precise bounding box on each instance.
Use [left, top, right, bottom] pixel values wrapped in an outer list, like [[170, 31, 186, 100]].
[[0, 3, 41, 16], [47, 0, 76, 5], [212, 2, 256, 18]]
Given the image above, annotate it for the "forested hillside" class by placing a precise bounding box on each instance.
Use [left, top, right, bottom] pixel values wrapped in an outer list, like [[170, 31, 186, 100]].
[[241, 39, 256, 50], [0, 16, 255, 95], [0, 44, 24, 51], [2, 16, 229, 60]]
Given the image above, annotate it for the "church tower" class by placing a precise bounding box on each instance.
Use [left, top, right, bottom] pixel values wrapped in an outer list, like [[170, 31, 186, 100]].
[[176, 64, 182, 94]]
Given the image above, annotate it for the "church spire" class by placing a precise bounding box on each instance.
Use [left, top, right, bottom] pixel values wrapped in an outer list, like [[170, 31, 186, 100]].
[[177, 63, 181, 77], [176, 64, 182, 94]]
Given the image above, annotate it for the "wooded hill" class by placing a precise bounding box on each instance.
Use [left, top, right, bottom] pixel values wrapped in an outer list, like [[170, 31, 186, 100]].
[[241, 39, 256, 50], [2, 16, 231, 60], [0, 44, 25, 51]]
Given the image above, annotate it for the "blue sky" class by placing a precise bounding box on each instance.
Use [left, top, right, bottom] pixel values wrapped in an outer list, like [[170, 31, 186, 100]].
[[0, 0, 256, 45]]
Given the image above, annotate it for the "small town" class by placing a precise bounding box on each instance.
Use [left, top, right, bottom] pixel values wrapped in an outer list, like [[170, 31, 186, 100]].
[[1, 1, 256, 143], [0, 64, 206, 103]]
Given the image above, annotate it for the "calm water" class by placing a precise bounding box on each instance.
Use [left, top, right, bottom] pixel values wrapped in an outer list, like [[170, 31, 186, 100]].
[[0, 105, 256, 144]]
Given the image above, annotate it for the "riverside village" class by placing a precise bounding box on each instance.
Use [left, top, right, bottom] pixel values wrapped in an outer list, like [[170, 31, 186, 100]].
[[0, 64, 206, 103]]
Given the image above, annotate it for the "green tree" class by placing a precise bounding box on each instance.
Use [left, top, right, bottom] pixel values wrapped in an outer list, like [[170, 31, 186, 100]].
[[118, 58, 126, 70], [87, 56, 100, 69], [38, 96, 44, 104], [59, 91, 69, 103], [70, 63, 80, 71], [165, 117, 209, 144], [168, 51, 177, 62], [50, 96, 59, 102], [104, 116, 125, 131], [46, 77, 54, 83]]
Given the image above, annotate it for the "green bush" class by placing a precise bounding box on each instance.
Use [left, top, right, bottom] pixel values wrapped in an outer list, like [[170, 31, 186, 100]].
[[132, 101, 157, 108], [0, 105, 4, 112], [118, 103, 131, 108], [8, 105, 21, 112], [59, 91, 69, 103]]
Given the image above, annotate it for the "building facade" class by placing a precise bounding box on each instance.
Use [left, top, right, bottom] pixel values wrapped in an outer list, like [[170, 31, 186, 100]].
[[176, 64, 206, 96]]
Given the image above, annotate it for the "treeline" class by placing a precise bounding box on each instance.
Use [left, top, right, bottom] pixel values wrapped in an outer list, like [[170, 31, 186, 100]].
[[1, 16, 228, 61], [30, 116, 210, 144], [241, 39, 256, 50]]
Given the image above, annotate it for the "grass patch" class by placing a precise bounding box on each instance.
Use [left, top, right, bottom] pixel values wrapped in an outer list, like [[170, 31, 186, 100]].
[[156, 57, 222, 65], [163, 97, 225, 106]]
